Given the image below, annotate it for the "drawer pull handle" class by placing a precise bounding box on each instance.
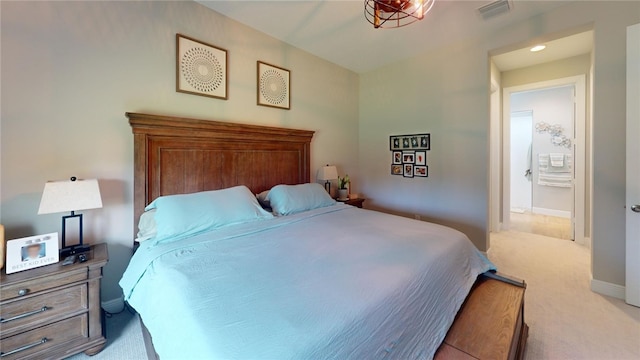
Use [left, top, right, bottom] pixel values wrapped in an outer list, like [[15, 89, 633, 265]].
[[0, 306, 49, 323], [0, 337, 48, 357], [17, 289, 29, 296]]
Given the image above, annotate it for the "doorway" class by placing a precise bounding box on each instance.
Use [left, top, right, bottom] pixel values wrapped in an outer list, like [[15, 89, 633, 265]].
[[502, 76, 586, 244], [508, 85, 576, 240]]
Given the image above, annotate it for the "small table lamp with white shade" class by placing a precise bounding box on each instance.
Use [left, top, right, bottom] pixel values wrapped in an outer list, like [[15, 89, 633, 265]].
[[317, 165, 338, 194], [38, 177, 102, 257]]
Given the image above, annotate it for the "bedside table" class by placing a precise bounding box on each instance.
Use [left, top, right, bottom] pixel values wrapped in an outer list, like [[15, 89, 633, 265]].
[[0, 243, 108, 360], [338, 198, 365, 208]]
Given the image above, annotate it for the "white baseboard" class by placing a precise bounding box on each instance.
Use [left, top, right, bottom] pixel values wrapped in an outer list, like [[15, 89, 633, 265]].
[[591, 278, 625, 300], [101, 297, 125, 313], [532, 207, 571, 219]]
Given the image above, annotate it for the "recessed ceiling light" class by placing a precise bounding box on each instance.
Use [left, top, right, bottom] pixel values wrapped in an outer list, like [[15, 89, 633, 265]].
[[530, 45, 546, 52]]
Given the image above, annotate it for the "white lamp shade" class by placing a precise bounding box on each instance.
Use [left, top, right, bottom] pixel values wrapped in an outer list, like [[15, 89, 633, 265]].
[[38, 178, 103, 214], [317, 165, 338, 181]]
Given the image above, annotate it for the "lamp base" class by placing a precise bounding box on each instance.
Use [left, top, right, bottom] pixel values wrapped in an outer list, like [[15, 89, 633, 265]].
[[60, 244, 91, 257]]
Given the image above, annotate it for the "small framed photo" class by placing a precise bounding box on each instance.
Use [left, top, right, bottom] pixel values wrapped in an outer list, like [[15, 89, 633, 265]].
[[403, 164, 414, 178], [390, 136, 401, 150], [392, 151, 402, 164], [414, 165, 428, 177], [391, 164, 403, 175], [415, 151, 426, 166], [176, 34, 228, 100], [6, 233, 59, 274], [257, 61, 290, 109], [419, 134, 431, 150], [402, 137, 411, 149], [402, 151, 415, 164]]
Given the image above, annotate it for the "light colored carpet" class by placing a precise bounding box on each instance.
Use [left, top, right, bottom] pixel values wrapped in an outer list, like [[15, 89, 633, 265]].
[[65, 310, 146, 360], [67, 231, 640, 360], [489, 230, 640, 360]]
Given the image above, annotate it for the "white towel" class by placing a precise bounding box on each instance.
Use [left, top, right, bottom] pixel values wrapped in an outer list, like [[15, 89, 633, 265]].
[[538, 154, 549, 170], [550, 153, 564, 167], [538, 173, 572, 188], [538, 153, 572, 187]]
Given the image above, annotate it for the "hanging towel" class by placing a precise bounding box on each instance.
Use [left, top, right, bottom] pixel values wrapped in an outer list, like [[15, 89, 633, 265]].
[[538, 154, 550, 171], [538, 153, 572, 187], [547, 154, 572, 173], [538, 173, 572, 187], [550, 153, 565, 167]]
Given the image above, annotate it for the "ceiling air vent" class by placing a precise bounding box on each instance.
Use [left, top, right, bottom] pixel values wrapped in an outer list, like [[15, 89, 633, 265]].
[[477, 0, 512, 20]]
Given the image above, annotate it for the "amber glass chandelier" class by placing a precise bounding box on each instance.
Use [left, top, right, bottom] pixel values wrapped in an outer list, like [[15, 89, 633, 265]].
[[364, 0, 435, 29]]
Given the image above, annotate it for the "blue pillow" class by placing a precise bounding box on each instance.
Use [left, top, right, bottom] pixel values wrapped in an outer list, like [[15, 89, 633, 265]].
[[267, 183, 336, 216], [145, 186, 273, 243]]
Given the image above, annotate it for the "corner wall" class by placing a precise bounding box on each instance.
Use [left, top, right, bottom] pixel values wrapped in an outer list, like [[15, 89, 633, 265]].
[[0, 1, 359, 303], [359, 1, 639, 288]]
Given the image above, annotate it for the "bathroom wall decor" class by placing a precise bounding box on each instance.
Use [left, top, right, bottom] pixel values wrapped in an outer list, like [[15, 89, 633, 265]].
[[535, 122, 572, 149]]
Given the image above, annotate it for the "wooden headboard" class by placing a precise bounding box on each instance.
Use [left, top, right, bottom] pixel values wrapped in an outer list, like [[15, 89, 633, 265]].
[[127, 112, 314, 233]]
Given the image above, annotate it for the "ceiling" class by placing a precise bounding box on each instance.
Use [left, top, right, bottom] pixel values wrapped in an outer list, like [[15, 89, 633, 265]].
[[196, 0, 571, 73]]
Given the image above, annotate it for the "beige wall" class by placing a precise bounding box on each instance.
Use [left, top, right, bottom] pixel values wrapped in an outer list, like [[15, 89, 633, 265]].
[[502, 54, 592, 88], [502, 53, 592, 238], [359, 1, 639, 287], [0, 1, 360, 302]]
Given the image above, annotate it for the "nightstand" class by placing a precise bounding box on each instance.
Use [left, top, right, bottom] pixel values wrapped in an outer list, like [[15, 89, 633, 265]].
[[339, 198, 365, 208], [0, 243, 108, 360]]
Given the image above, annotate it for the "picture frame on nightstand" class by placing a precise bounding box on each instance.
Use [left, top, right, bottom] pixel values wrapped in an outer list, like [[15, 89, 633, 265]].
[[5, 232, 59, 274]]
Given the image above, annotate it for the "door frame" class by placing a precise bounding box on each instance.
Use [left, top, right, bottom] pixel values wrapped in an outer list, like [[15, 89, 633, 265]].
[[500, 75, 587, 245]]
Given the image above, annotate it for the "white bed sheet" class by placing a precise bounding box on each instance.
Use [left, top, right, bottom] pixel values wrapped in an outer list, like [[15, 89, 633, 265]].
[[120, 205, 495, 360]]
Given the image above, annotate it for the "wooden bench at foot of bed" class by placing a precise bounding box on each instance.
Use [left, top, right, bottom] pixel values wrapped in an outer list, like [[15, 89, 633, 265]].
[[435, 273, 528, 360]]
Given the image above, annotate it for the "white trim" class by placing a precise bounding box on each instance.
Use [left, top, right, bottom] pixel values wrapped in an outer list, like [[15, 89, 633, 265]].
[[489, 61, 502, 233], [591, 278, 625, 300], [532, 207, 571, 219], [584, 236, 591, 249], [502, 75, 587, 246], [101, 297, 125, 314]]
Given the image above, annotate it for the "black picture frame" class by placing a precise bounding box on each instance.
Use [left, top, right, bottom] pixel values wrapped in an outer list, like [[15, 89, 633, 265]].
[[390, 133, 430, 151], [402, 151, 415, 164], [415, 151, 426, 166], [392, 151, 402, 164], [390, 136, 401, 150], [414, 165, 428, 177], [403, 164, 414, 178]]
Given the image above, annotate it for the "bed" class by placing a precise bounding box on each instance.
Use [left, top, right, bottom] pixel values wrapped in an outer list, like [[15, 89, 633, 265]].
[[122, 112, 528, 360]]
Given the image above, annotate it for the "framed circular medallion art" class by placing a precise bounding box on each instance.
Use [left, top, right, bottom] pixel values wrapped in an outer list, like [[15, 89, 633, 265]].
[[176, 34, 228, 100], [257, 61, 290, 110]]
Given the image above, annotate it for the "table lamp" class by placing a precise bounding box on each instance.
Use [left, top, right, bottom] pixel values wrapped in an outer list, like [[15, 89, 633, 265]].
[[38, 177, 102, 257], [317, 165, 338, 194]]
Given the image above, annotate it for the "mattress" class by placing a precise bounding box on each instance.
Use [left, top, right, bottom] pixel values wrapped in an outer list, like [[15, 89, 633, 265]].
[[120, 205, 495, 360]]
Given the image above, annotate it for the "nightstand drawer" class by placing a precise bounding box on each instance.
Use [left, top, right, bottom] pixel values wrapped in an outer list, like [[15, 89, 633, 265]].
[[0, 267, 87, 301], [0, 284, 88, 338], [0, 313, 88, 360]]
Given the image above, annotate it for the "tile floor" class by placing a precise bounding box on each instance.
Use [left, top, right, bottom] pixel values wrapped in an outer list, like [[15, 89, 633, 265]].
[[509, 211, 572, 240]]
